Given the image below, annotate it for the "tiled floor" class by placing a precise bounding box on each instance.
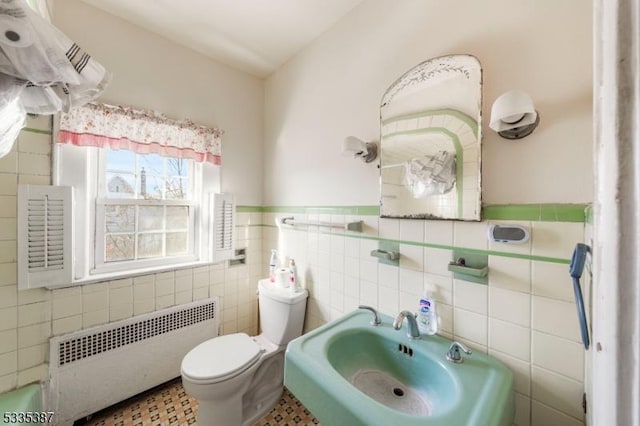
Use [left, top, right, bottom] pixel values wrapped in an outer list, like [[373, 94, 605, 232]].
[[75, 378, 319, 426]]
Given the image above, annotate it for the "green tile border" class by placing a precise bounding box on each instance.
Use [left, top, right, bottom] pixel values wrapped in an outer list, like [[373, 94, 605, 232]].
[[241, 203, 587, 262], [258, 206, 381, 215], [259, 223, 571, 265], [22, 127, 53, 136], [237, 206, 263, 213], [238, 205, 585, 265], [239, 204, 588, 223], [584, 205, 593, 225], [482, 204, 587, 222]]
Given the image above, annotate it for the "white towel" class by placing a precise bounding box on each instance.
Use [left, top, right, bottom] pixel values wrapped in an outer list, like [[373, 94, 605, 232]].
[[403, 151, 457, 198], [0, 74, 26, 157], [0, 0, 110, 112], [0, 0, 110, 158]]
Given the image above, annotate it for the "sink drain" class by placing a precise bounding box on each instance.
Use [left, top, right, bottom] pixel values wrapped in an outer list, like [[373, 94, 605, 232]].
[[392, 387, 405, 398]]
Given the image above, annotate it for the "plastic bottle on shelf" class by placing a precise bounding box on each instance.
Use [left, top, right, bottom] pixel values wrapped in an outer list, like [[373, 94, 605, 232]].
[[269, 249, 278, 282], [417, 295, 438, 335], [288, 259, 298, 293]]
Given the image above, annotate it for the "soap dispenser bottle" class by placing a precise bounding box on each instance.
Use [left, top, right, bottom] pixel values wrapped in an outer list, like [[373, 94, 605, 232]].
[[418, 295, 438, 335]]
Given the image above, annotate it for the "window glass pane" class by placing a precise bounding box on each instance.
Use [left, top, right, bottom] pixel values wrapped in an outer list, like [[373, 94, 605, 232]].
[[139, 206, 164, 231], [106, 172, 136, 198], [166, 158, 191, 200], [106, 149, 135, 173], [104, 150, 194, 201], [141, 174, 163, 200], [138, 233, 163, 259], [167, 158, 190, 178], [105, 234, 134, 261], [105, 205, 135, 233], [165, 177, 189, 200], [138, 153, 164, 176], [166, 206, 189, 229], [166, 232, 188, 256]]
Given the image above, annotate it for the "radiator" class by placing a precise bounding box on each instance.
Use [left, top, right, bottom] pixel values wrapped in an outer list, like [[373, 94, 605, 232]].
[[48, 297, 219, 426]]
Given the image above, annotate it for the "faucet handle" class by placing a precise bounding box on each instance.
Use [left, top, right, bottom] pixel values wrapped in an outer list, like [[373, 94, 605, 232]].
[[358, 305, 382, 326], [446, 341, 472, 363]]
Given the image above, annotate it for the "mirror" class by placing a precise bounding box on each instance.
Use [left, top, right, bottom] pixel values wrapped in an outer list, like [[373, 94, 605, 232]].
[[379, 54, 482, 220]]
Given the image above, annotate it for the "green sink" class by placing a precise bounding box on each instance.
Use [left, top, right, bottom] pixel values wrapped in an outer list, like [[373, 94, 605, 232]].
[[285, 309, 514, 426]]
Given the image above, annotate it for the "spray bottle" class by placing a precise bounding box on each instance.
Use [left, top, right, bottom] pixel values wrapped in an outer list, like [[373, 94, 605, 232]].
[[288, 259, 298, 293], [269, 249, 278, 282]]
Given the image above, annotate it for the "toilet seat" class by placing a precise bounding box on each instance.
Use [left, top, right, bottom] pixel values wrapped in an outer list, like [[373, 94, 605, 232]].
[[181, 333, 263, 384]]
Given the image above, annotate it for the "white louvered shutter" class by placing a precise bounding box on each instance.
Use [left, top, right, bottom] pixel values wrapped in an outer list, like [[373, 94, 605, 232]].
[[18, 185, 73, 289], [211, 193, 234, 262]]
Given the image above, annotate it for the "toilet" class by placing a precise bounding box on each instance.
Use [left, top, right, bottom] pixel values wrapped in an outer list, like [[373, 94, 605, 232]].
[[180, 278, 308, 425]]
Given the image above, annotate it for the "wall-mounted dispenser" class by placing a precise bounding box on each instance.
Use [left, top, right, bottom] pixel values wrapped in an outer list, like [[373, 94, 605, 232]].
[[343, 136, 377, 163], [487, 224, 530, 244], [489, 90, 540, 139]]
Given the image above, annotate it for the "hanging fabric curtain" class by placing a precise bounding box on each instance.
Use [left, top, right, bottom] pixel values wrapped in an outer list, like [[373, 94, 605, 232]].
[[58, 102, 223, 165], [24, 0, 51, 22], [0, 0, 110, 158]]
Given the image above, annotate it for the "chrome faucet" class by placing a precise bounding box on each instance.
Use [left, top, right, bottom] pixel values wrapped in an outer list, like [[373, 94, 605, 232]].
[[392, 310, 421, 340], [358, 305, 381, 326], [446, 341, 472, 363]]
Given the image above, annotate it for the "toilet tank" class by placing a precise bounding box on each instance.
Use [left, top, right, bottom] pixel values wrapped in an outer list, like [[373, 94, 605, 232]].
[[258, 279, 308, 346]]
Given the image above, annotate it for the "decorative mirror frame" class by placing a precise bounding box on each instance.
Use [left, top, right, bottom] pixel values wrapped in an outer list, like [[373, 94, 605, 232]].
[[379, 54, 482, 221]]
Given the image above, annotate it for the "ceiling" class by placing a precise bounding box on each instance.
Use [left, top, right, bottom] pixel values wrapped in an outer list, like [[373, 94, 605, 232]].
[[80, 0, 364, 78]]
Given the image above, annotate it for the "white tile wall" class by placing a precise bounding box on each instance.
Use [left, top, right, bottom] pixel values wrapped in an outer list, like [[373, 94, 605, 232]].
[[532, 261, 574, 302], [454, 279, 487, 315], [454, 308, 488, 346], [0, 330, 16, 355], [515, 392, 532, 426], [532, 366, 584, 419], [488, 256, 531, 293], [532, 331, 584, 382], [489, 318, 531, 362], [531, 222, 584, 259], [0, 121, 262, 395], [490, 349, 531, 396], [532, 296, 582, 343], [424, 220, 453, 245], [0, 122, 586, 426], [531, 400, 584, 426], [269, 210, 587, 426], [489, 286, 531, 327]]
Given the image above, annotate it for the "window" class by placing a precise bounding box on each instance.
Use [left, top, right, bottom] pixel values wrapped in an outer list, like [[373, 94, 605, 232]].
[[54, 143, 221, 282], [51, 101, 227, 285], [95, 149, 197, 272]]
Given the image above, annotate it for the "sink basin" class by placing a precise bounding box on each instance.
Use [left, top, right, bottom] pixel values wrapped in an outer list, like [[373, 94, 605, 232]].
[[326, 329, 457, 416], [285, 309, 514, 426]]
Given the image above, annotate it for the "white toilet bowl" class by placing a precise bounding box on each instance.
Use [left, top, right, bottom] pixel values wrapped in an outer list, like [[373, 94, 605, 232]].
[[181, 279, 308, 425], [181, 333, 265, 425]]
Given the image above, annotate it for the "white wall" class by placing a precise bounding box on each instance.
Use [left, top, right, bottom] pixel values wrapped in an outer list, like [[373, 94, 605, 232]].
[[52, 0, 264, 205], [264, 0, 592, 205], [0, 1, 265, 396], [0, 2, 594, 424], [262, 2, 593, 425]]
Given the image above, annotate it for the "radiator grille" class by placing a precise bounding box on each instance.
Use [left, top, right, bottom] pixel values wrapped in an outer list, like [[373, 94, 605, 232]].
[[58, 301, 216, 366]]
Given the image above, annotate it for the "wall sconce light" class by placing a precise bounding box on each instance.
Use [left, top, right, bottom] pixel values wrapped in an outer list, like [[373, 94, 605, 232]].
[[489, 90, 540, 139], [343, 136, 377, 163]]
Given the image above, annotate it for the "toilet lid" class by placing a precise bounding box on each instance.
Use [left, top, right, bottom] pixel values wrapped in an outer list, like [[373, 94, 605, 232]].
[[181, 333, 262, 383]]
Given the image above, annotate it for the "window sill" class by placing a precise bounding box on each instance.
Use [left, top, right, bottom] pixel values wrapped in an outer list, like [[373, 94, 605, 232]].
[[49, 260, 223, 288]]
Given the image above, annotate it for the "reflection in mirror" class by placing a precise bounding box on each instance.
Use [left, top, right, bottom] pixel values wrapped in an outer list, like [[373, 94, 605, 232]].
[[380, 55, 482, 220]]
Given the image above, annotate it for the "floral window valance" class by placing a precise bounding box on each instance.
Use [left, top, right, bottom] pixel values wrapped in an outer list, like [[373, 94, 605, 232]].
[[57, 102, 223, 165]]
